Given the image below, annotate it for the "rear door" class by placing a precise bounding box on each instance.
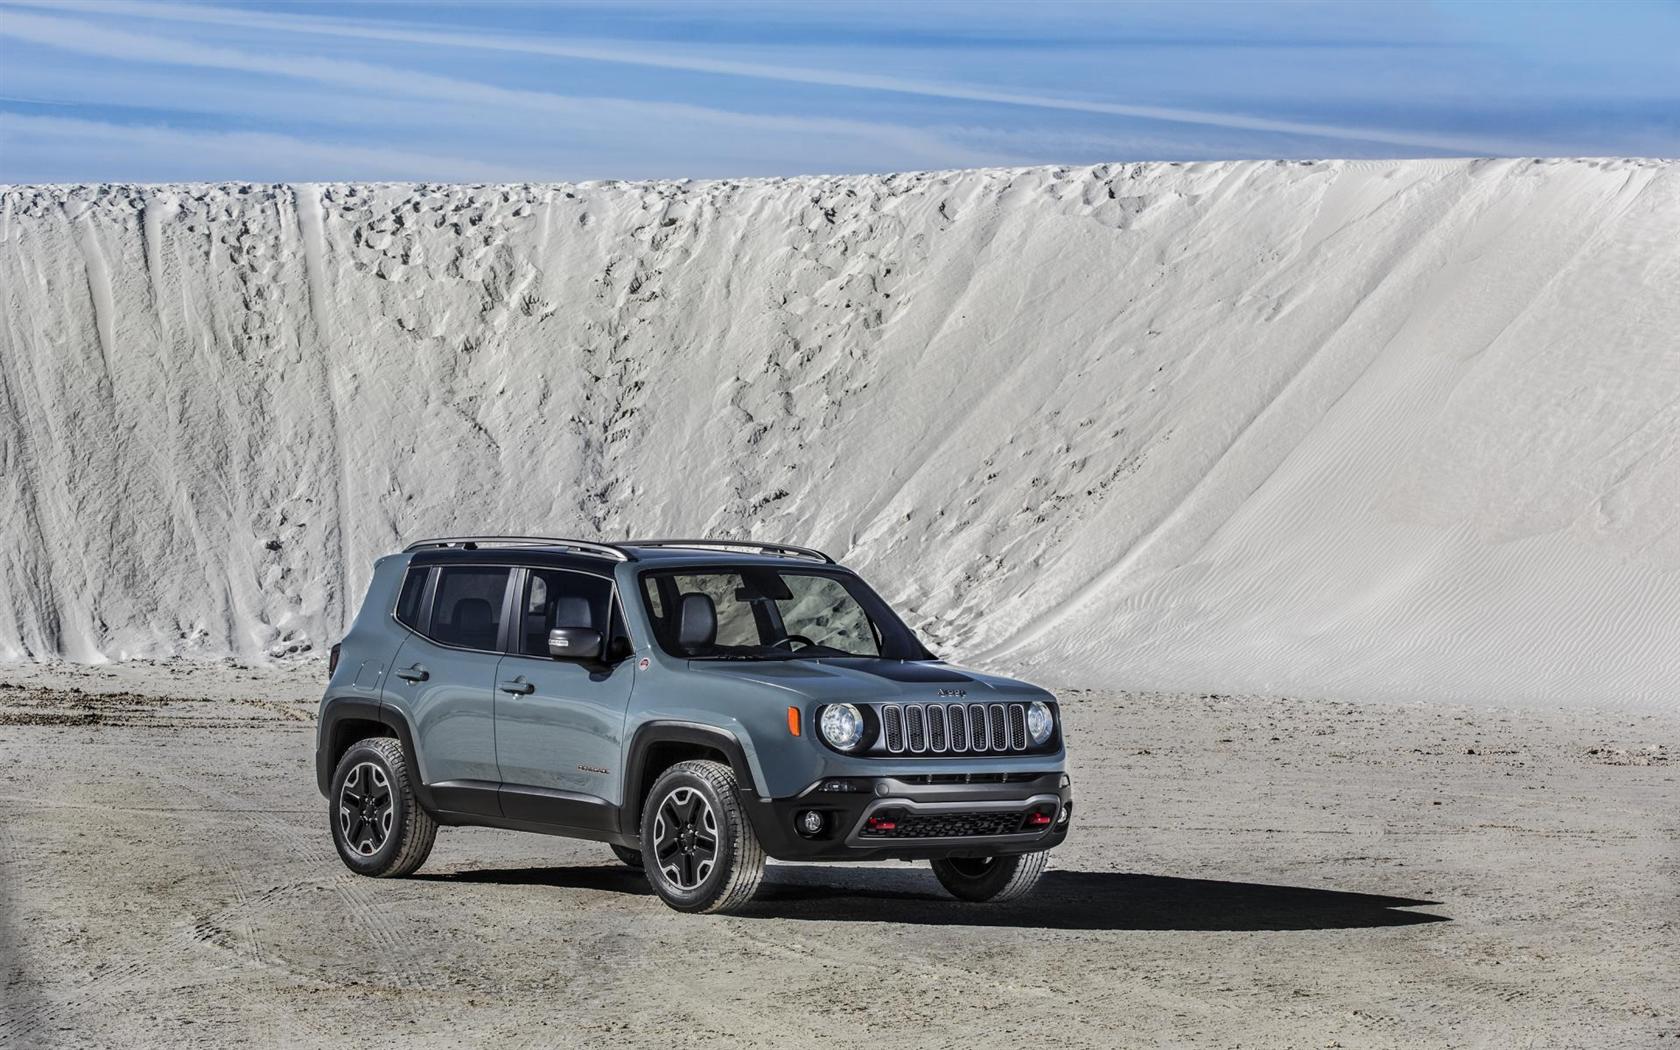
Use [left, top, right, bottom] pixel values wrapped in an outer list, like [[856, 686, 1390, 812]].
[[494, 566, 636, 823], [386, 564, 512, 801]]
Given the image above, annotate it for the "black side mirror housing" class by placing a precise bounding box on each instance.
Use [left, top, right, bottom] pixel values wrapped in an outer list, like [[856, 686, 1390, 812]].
[[547, 627, 603, 661]]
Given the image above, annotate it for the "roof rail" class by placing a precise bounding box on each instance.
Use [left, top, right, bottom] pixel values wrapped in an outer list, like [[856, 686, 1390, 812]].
[[621, 539, 834, 564], [401, 536, 633, 561]]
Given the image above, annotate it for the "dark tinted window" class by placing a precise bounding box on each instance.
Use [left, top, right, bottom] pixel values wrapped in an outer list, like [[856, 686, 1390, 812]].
[[395, 567, 431, 630], [427, 567, 510, 650], [518, 569, 625, 656]]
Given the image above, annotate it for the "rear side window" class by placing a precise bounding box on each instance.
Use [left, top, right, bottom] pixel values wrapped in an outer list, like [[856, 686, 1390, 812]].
[[427, 567, 511, 651], [394, 567, 431, 630]]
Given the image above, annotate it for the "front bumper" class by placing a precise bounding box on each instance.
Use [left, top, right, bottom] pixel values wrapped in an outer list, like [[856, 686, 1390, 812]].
[[745, 771, 1073, 861]]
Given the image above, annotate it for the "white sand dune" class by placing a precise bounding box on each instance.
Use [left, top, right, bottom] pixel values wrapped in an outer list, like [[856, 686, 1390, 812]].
[[2, 159, 1676, 708]]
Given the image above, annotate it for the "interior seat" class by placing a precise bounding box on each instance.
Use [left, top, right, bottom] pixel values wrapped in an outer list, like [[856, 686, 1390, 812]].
[[676, 593, 717, 654], [451, 596, 497, 650], [552, 595, 594, 629]]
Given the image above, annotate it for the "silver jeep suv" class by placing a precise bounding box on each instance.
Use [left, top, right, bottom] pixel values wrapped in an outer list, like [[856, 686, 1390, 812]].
[[317, 537, 1073, 913]]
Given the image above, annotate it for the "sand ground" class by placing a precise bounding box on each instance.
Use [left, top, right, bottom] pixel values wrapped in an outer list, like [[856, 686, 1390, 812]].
[[0, 662, 1673, 1049]]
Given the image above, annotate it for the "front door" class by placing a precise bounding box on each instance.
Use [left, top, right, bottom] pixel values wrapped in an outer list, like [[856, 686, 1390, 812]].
[[494, 566, 635, 823]]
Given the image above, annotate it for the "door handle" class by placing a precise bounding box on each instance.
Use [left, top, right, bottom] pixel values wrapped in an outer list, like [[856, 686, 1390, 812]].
[[498, 678, 535, 695], [395, 664, 429, 683]]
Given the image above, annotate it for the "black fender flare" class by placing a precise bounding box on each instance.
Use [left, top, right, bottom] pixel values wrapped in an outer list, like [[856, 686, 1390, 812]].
[[618, 721, 760, 842], [316, 696, 438, 814]]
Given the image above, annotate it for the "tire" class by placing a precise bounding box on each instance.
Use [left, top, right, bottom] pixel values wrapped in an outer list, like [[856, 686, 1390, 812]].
[[931, 850, 1049, 903], [639, 759, 765, 914], [610, 844, 645, 869], [329, 736, 437, 878]]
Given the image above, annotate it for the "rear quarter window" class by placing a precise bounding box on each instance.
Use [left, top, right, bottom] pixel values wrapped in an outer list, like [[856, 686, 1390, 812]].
[[395, 567, 431, 630]]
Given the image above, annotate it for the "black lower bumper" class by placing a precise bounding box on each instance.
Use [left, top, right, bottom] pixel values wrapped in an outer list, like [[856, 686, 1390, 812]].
[[745, 772, 1073, 862]]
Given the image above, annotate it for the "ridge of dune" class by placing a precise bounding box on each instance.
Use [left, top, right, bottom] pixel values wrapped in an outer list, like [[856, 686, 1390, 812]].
[[2, 158, 1676, 708]]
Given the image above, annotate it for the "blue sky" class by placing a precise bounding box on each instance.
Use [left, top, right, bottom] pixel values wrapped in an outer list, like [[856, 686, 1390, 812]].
[[1, 0, 1675, 183]]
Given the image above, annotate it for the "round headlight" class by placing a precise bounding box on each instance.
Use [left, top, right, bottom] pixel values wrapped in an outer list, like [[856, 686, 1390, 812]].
[[1026, 701, 1055, 745], [819, 703, 865, 750]]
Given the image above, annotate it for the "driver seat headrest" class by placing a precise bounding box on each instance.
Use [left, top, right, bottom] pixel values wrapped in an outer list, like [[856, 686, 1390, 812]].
[[551, 595, 594, 629], [676, 593, 717, 652]]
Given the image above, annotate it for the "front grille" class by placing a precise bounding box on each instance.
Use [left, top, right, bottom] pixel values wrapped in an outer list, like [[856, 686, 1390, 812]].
[[858, 808, 1025, 839], [875, 702, 1041, 755]]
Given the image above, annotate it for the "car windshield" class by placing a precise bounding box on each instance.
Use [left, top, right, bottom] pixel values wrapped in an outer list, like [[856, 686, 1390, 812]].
[[640, 568, 890, 660]]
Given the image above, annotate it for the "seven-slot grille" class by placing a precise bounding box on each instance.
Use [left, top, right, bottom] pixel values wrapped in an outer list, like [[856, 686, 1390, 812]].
[[875, 702, 1036, 754]]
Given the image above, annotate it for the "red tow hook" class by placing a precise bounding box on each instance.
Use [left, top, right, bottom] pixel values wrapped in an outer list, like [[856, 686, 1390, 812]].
[[1025, 810, 1054, 828], [866, 815, 897, 832]]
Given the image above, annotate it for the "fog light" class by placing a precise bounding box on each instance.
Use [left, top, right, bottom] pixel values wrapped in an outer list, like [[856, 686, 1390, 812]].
[[1058, 802, 1072, 825], [797, 810, 825, 837]]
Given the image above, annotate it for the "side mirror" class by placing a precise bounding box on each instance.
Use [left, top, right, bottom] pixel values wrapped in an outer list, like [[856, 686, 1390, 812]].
[[547, 627, 603, 661]]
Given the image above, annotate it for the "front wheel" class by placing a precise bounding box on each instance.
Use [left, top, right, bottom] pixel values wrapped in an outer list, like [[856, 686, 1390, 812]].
[[639, 760, 765, 913], [931, 851, 1049, 902]]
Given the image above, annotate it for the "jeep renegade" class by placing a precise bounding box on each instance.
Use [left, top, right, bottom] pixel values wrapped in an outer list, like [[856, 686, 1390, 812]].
[[317, 537, 1072, 913]]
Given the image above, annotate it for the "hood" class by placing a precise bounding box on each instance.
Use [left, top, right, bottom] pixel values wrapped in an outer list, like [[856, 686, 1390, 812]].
[[686, 658, 1053, 704]]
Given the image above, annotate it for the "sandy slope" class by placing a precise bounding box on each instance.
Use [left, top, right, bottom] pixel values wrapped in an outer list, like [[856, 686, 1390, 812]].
[[0, 665, 1674, 1049], [2, 160, 1677, 707]]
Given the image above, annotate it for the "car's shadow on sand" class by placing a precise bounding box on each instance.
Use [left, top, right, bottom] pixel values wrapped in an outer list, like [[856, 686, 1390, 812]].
[[418, 865, 1447, 932]]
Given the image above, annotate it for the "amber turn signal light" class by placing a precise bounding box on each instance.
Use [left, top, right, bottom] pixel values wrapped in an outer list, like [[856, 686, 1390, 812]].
[[787, 706, 801, 736]]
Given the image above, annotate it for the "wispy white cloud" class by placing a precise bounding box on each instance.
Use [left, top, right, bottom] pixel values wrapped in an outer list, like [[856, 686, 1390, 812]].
[[3, 0, 1670, 182], [0, 112, 528, 182], [0, 7, 999, 171], [6, 0, 1543, 154]]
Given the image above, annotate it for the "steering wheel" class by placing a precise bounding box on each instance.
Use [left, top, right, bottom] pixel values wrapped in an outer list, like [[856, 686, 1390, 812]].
[[768, 634, 818, 651]]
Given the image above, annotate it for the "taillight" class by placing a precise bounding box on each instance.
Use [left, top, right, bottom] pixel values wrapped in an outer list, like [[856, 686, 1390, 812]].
[[328, 643, 342, 677]]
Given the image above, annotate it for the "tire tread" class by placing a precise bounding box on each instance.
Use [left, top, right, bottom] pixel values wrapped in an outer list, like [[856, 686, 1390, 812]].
[[642, 759, 765, 914], [931, 849, 1050, 903], [332, 736, 437, 878]]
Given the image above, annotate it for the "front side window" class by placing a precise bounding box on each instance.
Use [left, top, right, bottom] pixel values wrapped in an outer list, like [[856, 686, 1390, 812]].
[[640, 568, 901, 660], [426, 566, 510, 650], [516, 568, 628, 658]]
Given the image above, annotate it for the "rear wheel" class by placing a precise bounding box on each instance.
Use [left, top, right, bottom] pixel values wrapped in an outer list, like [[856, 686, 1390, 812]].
[[639, 760, 764, 914], [931, 850, 1049, 902], [329, 737, 437, 878]]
